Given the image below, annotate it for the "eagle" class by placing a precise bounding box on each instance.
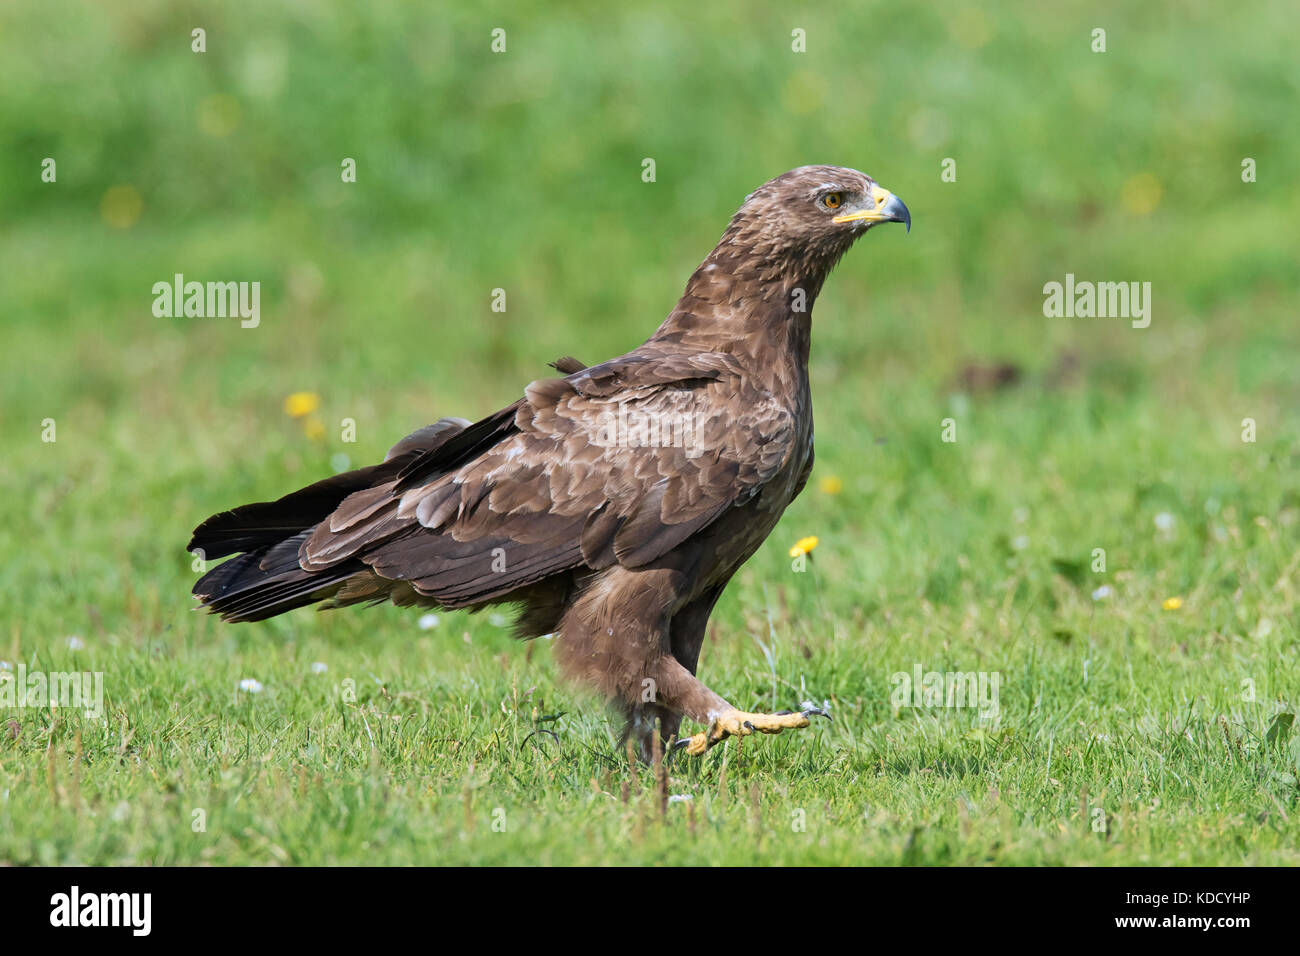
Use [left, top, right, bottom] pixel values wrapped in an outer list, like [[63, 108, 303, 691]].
[[189, 166, 910, 760]]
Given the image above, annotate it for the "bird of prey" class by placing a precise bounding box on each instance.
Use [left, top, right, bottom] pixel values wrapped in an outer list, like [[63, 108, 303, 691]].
[[189, 166, 910, 760]]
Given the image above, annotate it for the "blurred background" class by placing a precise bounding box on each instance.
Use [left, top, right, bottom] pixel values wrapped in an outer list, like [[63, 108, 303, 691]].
[[2, 0, 1296, 648]]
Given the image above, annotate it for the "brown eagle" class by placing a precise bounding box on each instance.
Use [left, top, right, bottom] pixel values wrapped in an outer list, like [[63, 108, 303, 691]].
[[189, 166, 910, 760]]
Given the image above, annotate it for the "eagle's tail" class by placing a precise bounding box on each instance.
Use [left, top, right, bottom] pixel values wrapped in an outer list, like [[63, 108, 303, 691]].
[[192, 540, 366, 623], [189, 469, 383, 622], [189, 418, 472, 623]]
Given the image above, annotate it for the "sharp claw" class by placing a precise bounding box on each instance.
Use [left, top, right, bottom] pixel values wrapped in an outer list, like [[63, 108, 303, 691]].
[[672, 737, 692, 751], [743, 720, 755, 732], [665, 739, 683, 765], [803, 708, 831, 721]]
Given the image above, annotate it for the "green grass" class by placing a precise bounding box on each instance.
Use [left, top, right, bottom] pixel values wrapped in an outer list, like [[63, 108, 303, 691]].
[[1, 0, 1298, 864]]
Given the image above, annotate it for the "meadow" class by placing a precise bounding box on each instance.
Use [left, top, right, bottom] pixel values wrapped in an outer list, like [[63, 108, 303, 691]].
[[1, 0, 1297, 864]]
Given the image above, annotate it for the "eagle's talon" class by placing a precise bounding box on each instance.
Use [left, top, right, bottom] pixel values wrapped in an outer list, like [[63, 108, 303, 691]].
[[680, 731, 712, 756], [678, 707, 822, 755]]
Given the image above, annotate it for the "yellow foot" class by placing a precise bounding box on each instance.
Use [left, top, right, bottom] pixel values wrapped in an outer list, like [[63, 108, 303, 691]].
[[677, 706, 829, 756]]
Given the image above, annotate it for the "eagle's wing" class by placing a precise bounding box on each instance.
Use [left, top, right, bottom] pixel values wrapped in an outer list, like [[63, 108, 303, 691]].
[[299, 351, 796, 606]]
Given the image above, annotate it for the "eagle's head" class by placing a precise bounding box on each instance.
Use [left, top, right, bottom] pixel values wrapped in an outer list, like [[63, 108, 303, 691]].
[[740, 164, 910, 241], [712, 165, 910, 298]]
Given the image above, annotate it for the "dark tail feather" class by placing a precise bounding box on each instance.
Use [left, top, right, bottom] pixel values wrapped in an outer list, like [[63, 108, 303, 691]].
[[188, 468, 390, 622], [196, 565, 363, 622], [189, 417, 472, 561], [189, 417, 474, 623], [188, 464, 394, 560], [194, 539, 368, 623]]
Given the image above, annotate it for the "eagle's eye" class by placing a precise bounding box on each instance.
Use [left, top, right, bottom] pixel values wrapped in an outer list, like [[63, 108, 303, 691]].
[[822, 192, 844, 209]]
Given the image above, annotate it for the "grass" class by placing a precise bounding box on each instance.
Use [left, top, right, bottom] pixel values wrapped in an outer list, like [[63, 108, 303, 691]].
[[1, 0, 1298, 865]]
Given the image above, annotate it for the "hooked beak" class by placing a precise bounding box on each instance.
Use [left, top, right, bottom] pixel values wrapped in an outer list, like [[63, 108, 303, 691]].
[[832, 184, 911, 233]]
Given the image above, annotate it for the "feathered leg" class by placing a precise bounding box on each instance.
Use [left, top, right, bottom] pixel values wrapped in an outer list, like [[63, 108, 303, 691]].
[[556, 569, 823, 761]]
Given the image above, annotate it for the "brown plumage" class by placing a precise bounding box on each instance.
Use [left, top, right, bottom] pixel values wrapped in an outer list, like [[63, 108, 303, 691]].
[[189, 166, 910, 759]]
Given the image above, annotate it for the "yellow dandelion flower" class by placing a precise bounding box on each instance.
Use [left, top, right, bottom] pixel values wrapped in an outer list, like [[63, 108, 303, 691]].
[[283, 391, 321, 418], [303, 416, 326, 442], [818, 476, 844, 495], [1162, 596, 1183, 611], [789, 535, 819, 558]]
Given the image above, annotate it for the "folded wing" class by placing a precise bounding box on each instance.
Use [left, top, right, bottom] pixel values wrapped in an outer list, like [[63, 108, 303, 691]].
[[299, 351, 796, 607]]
